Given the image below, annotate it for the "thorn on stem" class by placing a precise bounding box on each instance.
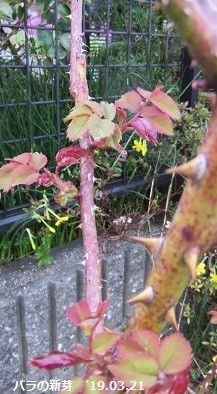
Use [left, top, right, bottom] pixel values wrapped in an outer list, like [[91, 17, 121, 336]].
[[131, 236, 163, 255], [165, 306, 178, 330], [165, 154, 206, 181], [184, 246, 200, 279], [127, 286, 154, 304]]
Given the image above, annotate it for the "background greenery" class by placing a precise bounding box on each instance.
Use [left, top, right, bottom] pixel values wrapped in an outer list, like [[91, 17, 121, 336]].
[[0, 0, 184, 260]]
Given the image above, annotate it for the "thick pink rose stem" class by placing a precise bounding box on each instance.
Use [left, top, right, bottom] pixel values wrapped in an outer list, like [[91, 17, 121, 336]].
[[69, 0, 102, 320]]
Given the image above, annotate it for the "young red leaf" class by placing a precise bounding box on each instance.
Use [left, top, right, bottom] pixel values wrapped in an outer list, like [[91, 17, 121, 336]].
[[145, 86, 181, 121], [208, 310, 217, 324], [28, 152, 48, 170], [37, 169, 55, 187], [130, 117, 158, 144], [165, 369, 190, 394], [115, 91, 142, 112], [158, 333, 192, 375], [116, 107, 127, 129], [54, 185, 78, 207], [96, 300, 110, 318], [131, 329, 159, 357], [147, 369, 190, 394], [72, 343, 93, 362], [56, 146, 90, 168], [136, 87, 152, 100], [140, 106, 173, 136], [0, 162, 18, 192], [77, 317, 102, 337], [52, 175, 74, 191], [67, 300, 92, 325], [108, 353, 158, 389], [8, 152, 47, 170], [91, 331, 122, 356], [7, 152, 31, 165], [11, 164, 39, 187], [0, 152, 47, 192], [30, 351, 86, 370], [67, 300, 100, 336]]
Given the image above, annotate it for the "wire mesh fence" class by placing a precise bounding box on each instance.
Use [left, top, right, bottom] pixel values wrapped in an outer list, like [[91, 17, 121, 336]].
[[0, 0, 184, 227]]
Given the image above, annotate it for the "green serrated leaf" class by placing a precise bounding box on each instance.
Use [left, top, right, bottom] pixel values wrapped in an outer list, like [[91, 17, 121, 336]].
[[104, 125, 122, 148], [64, 105, 93, 122], [102, 102, 116, 121], [108, 353, 158, 389], [131, 329, 159, 357], [158, 333, 192, 375], [84, 101, 104, 117], [88, 115, 115, 140], [66, 115, 89, 141], [91, 331, 121, 355]]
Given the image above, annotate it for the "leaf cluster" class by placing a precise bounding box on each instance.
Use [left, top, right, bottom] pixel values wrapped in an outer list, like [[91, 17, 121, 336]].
[[30, 299, 192, 394]]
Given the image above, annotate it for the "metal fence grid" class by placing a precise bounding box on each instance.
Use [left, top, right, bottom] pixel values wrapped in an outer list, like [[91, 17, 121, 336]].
[[0, 0, 186, 226]]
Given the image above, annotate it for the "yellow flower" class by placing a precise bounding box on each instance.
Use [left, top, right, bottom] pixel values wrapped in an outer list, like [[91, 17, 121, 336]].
[[55, 215, 69, 227], [210, 272, 217, 284], [132, 138, 147, 156], [196, 262, 206, 276], [40, 216, 56, 233], [47, 226, 56, 233], [212, 355, 217, 363]]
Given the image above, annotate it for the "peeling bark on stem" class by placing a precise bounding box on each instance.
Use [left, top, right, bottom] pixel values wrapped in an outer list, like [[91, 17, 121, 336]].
[[69, 0, 102, 318]]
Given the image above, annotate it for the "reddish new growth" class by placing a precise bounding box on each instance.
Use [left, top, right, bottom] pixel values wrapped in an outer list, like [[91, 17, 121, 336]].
[[30, 300, 192, 394], [0, 85, 180, 199]]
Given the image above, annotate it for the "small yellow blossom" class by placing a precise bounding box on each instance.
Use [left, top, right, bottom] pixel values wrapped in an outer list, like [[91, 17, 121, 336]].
[[132, 138, 147, 156], [40, 216, 56, 233], [47, 226, 56, 233], [55, 216, 69, 227], [196, 262, 206, 277], [212, 355, 217, 363], [210, 272, 217, 284]]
